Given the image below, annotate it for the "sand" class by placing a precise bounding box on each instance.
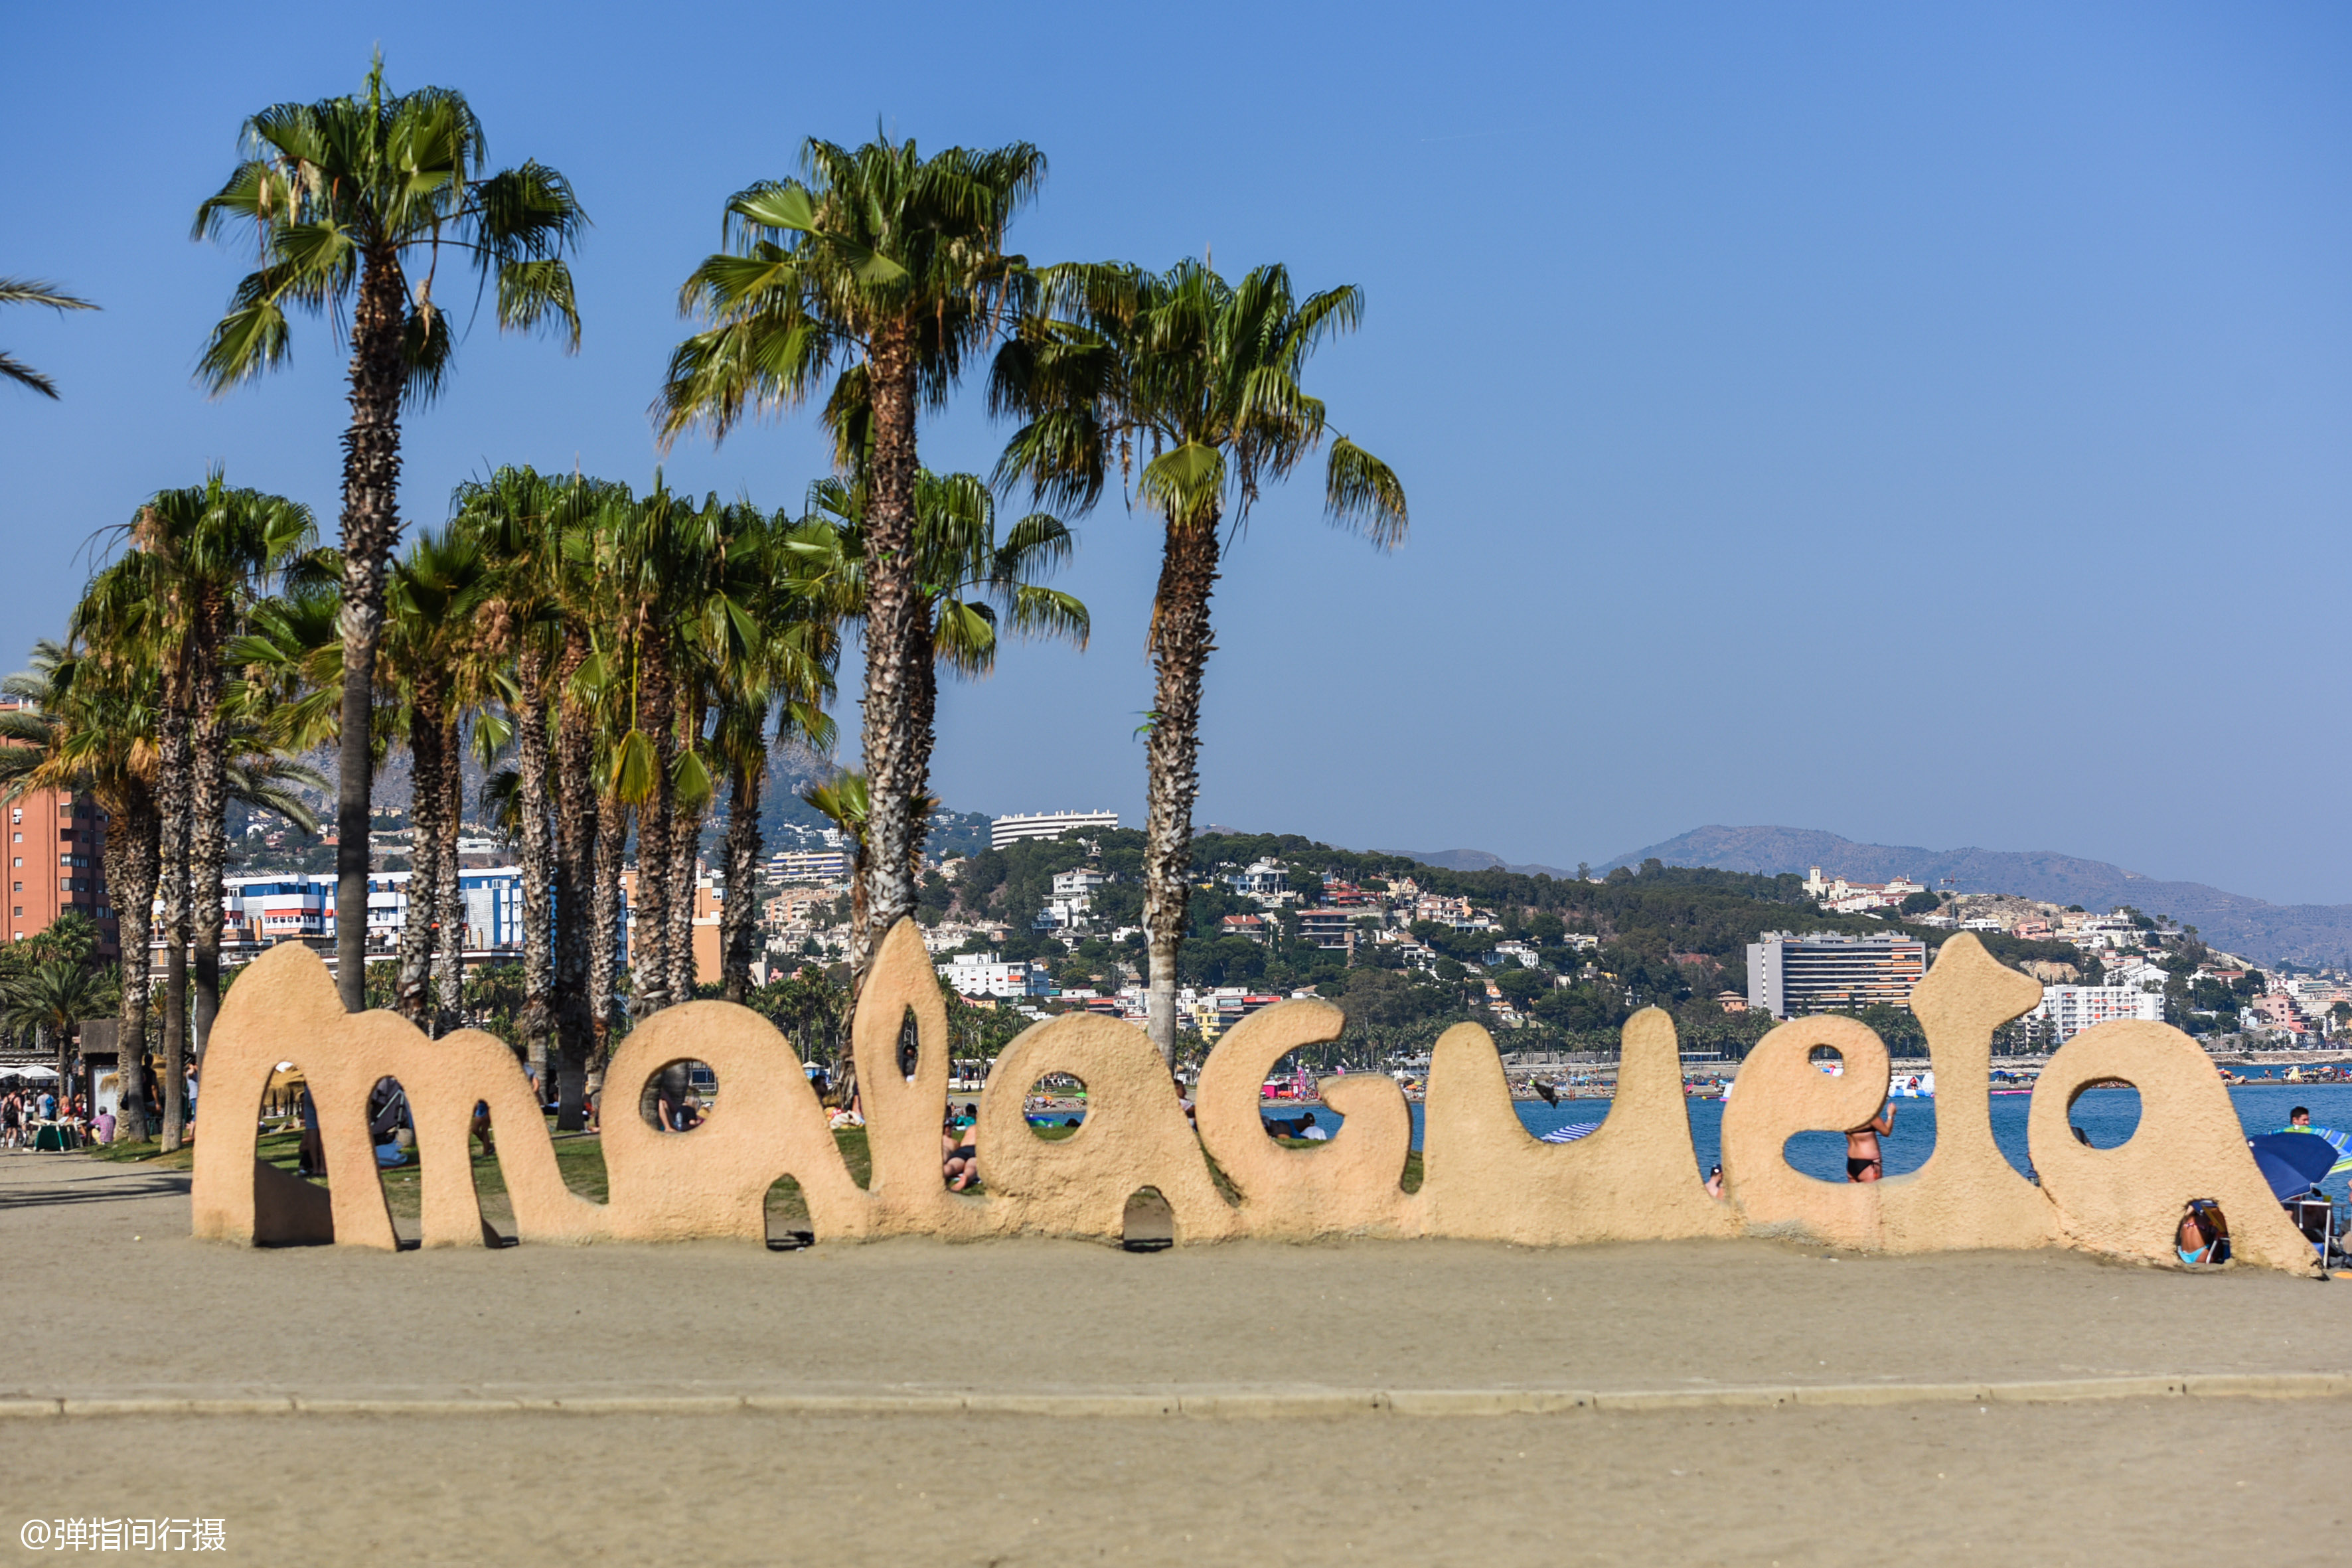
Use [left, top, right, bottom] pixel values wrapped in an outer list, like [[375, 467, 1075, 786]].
[[3, 1153, 2347, 1565]]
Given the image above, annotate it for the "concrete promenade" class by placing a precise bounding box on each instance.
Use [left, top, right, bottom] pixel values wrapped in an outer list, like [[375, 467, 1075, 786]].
[[3, 1154, 2346, 1564]]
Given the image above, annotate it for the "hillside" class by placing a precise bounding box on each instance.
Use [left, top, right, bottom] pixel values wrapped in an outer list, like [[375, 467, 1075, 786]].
[[1581, 825, 2352, 971]]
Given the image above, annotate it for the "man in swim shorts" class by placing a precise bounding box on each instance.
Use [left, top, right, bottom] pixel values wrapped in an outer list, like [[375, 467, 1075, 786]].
[[1845, 1099, 1895, 1182]]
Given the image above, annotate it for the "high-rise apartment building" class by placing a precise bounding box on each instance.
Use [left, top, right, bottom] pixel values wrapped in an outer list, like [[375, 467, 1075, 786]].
[[1746, 931, 1926, 1018], [2029, 984, 2163, 1042], [3, 790, 116, 956], [0, 698, 117, 957], [990, 809, 1121, 850]]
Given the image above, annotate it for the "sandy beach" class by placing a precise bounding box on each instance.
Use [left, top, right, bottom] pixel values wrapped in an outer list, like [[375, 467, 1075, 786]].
[[4, 1153, 2347, 1565]]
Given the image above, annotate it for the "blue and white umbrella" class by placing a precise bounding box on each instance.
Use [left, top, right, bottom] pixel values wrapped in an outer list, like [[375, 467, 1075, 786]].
[[1539, 1121, 1603, 1144]]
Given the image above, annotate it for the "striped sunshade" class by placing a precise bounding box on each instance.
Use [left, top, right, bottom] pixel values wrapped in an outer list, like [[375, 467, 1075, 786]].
[[1539, 1121, 1603, 1144]]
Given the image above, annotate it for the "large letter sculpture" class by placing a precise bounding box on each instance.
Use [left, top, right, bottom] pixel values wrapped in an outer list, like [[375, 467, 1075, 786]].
[[188, 925, 2317, 1273]]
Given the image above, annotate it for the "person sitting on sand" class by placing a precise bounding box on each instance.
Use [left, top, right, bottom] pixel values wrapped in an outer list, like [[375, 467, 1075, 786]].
[[1296, 1111, 1330, 1142], [1704, 1164, 1723, 1200], [2176, 1202, 2227, 1265], [1845, 1100, 1895, 1182], [942, 1111, 979, 1190]]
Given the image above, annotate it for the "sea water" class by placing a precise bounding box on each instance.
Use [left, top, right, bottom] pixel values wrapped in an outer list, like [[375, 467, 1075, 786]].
[[1263, 1079, 2352, 1201]]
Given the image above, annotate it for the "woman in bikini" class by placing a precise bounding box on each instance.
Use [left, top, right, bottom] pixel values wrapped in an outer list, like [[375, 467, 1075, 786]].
[[941, 1112, 979, 1191], [1845, 1100, 1896, 1182]]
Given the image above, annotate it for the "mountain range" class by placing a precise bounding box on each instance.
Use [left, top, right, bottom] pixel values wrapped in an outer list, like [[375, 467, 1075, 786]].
[[1384, 826, 2352, 971]]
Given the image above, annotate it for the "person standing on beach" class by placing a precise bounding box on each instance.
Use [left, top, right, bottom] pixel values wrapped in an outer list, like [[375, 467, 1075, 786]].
[[1845, 1100, 1895, 1182]]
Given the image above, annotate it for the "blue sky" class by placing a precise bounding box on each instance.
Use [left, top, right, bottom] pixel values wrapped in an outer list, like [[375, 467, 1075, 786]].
[[4, 3, 2350, 902]]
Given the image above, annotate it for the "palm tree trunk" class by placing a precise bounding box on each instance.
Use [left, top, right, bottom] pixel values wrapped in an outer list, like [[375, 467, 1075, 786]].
[[665, 783, 700, 1006], [551, 633, 597, 1129], [630, 647, 676, 1016], [513, 645, 555, 1086], [591, 793, 627, 1069], [335, 249, 409, 1013], [101, 793, 157, 1138], [720, 756, 763, 1004], [189, 698, 228, 1063], [433, 714, 463, 1033], [1141, 514, 1221, 1066], [664, 686, 706, 1005], [396, 690, 445, 1028], [855, 327, 929, 977], [156, 695, 193, 1152]]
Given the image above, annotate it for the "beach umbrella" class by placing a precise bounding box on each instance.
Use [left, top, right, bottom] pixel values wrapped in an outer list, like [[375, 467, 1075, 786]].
[[1539, 1121, 1603, 1144], [2248, 1132, 2339, 1200], [2282, 1124, 2352, 1178]]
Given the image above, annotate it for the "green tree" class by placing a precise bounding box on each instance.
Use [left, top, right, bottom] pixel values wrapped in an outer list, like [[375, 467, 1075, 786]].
[[0, 645, 157, 1127], [659, 133, 1046, 981], [0, 951, 119, 1099], [453, 467, 580, 1079], [994, 260, 1407, 1063], [0, 278, 98, 399], [75, 477, 314, 1147], [381, 524, 493, 1030], [194, 54, 587, 1011], [787, 467, 1085, 966]]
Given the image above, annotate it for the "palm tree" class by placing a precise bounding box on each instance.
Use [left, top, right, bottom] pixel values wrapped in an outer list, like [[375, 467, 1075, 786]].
[[994, 260, 1408, 1063], [789, 468, 1087, 973], [1, 279, 98, 399], [74, 477, 314, 1145], [0, 955, 120, 1101], [596, 481, 698, 1015], [0, 643, 156, 1132], [193, 54, 588, 1012], [657, 133, 1044, 978], [455, 467, 585, 1080], [381, 524, 492, 1031], [548, 483, 628, 1125]]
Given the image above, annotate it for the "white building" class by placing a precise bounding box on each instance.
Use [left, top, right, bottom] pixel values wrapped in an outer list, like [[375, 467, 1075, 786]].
[[771, 849, 850, 882], [2029, 984, 2164, 1042], [938, 951, 1051, 998], [1051, 868, 1109, 900], [2063, 915, 2143, 951], [1227, 860, 1289, 903], [204, 867, 538, 953], [1747, 931, 1927, 1018], [1801, 868, 1926, 910], [990, 810, 1121, 850]]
